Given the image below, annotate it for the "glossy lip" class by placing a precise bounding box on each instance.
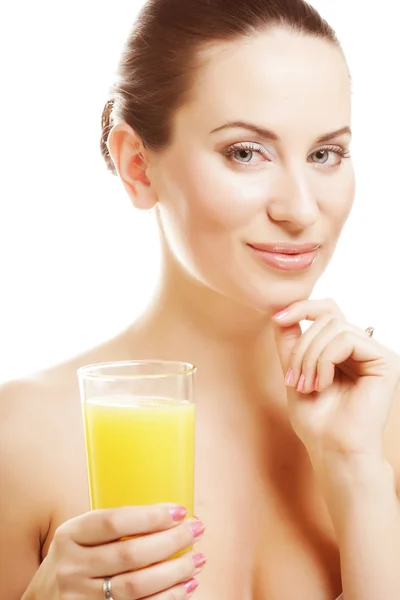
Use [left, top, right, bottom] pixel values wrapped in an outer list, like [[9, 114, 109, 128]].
[[247, 242, 320, 271], [247, 242, 320, 254]]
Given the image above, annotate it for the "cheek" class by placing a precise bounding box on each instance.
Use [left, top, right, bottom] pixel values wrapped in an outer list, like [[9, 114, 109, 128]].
[[320, 166, 355, 233], [161, 151, 266, 235], [154, 152, 270, 290]]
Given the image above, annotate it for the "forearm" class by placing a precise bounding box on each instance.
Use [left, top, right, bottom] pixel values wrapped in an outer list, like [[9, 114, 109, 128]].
[[313, 454, 400, 600]]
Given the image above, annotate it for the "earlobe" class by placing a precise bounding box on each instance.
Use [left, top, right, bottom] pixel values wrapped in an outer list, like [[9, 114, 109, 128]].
[[107, 123, 158, 211]]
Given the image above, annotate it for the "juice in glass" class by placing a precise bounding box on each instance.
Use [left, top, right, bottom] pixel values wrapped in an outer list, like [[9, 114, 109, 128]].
[[79, 360, 196, 520], [83, 397, 195, 513]]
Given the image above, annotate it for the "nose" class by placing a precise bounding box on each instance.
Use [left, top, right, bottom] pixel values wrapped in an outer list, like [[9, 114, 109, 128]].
[[267, 166, 319, 231]]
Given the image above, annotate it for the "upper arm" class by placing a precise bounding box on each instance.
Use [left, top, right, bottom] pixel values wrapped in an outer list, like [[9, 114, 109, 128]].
[[0, 381, 50, 600]]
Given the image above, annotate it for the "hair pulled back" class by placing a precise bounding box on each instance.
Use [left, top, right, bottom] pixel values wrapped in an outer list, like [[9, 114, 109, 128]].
[[100, 0, 338, 174]]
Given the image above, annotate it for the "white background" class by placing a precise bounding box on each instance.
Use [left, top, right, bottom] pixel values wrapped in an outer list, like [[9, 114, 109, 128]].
[[0, 1, 399, 383]]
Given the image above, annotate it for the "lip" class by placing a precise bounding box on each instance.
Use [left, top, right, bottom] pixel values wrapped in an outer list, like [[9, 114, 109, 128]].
[[247, 242, 320, 271], [248, 242, 320, 254]]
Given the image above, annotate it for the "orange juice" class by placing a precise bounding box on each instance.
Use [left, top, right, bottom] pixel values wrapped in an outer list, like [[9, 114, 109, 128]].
[[83, 397, 195, 514]]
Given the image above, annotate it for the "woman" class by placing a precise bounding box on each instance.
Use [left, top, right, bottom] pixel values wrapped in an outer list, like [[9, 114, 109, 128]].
[[1, 0, 400, 598]]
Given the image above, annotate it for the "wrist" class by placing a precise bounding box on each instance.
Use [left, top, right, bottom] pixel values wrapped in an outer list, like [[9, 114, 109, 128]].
[[21, 588, 38, 600], [311, 453, 398, 535], [21, 557, 51, 600], [311, 451, 391, 484], [311, 451, 396, 498]]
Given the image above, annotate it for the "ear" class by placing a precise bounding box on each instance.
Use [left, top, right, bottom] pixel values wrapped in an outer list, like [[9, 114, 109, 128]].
[[107, 122, 158, 211]]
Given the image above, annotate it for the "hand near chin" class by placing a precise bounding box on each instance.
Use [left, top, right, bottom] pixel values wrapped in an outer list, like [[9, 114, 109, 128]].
[[272, 299, 400, 465]]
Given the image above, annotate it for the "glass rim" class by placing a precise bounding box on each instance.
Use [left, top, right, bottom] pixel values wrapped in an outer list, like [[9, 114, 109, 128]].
[[77, 360, 196, 381]]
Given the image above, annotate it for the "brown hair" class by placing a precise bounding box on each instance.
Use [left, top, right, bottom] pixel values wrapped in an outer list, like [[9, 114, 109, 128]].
[[100, 0, 339, 175]]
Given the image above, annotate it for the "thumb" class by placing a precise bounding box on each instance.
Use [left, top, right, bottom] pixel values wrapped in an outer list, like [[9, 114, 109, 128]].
[[273, 322, 302, 376]]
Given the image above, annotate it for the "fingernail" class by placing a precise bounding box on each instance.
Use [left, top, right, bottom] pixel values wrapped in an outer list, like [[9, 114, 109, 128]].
[[192, 552, 207, 571], [185, 578, 199, 595], [285, 368, 294, 386], [297, 374, 306, 392], [170, 506, 188, 522], [272, 309, 289, 320], [189, 520, 206, 538]]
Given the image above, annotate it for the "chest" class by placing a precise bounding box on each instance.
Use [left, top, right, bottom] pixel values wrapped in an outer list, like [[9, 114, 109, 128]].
[[193, 475, 342, 599], [192, 410, 343, 599], [46, 402, 343, 600]]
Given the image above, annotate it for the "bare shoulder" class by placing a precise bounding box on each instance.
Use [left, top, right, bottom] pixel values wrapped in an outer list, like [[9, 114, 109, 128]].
[[0, 366, 87, 598], [0, 332, 132, 599]]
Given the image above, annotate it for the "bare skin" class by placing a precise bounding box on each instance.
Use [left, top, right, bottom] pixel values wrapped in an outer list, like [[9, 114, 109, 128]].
[[2, 28, 400, 600], [2, 316, 400, 600]]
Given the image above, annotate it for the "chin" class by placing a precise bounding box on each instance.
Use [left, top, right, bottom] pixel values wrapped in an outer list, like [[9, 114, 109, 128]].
[[235, 276, 317, 315]]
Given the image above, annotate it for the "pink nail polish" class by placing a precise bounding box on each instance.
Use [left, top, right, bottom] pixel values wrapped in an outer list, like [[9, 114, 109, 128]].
[[192, 552, 207, 570], [285, 368, 294, 386], [297, 374, 306, 392], [189, 520, 206, 538], [185, 578, 199, 595], [273, 309, 289, 320], [170, 506, 188, 522]]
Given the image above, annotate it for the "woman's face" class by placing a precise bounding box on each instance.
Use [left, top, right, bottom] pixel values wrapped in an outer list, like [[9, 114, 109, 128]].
[[148, 28, 354, 313]]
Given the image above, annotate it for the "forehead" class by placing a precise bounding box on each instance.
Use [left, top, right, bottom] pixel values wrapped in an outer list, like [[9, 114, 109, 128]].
[[176, 28, 351, 138]]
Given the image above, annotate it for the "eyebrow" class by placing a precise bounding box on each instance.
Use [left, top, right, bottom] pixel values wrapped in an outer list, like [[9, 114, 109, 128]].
[[210, 121, 352, 144], [316, 126, 352, 143]]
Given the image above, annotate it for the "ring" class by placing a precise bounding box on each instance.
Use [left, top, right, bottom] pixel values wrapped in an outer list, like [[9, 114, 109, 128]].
[[103, 577, 114, 600], [365, 326, 375, 338]]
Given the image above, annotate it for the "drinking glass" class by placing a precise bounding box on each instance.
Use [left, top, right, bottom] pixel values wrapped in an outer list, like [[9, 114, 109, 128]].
[[78, 360, 196, 515]]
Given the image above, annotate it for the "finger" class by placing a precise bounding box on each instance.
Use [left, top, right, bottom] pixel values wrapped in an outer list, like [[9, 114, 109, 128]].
[[97, 551, 204, 600], [316, 352, 337, 393], [315, 331, 367, 392], [285, 314, 336, 392], [144, 578, 199, 600], [274, 322, 302, 375], [67, 504, 189, 546], [272, 298, 345, 327], [293, 318, 363, 394], [316, 330, 390, 387], [87, 519, 205, 577]]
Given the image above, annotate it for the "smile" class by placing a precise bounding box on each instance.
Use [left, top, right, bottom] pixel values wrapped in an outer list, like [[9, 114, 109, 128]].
[[247, 242, 320, 271]]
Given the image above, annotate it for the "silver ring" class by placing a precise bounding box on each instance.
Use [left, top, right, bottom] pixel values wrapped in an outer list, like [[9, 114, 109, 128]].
[[365, 326, 375, 338], [103, 577, 113, 600]]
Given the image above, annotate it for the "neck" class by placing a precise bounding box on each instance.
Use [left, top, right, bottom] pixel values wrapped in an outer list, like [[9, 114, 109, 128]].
[[130, 255, 284, 400]]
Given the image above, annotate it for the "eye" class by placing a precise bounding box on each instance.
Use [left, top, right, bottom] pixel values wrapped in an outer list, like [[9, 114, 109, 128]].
[[223, 142, 270, 167], [312, 150, 330, 164], [234, 148, 253, 163], [309, 146, 350, 168]]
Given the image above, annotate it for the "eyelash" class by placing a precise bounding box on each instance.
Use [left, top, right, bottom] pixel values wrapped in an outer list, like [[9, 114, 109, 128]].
[[222, 142, 351, 168], [223, 142, 269, 164]]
